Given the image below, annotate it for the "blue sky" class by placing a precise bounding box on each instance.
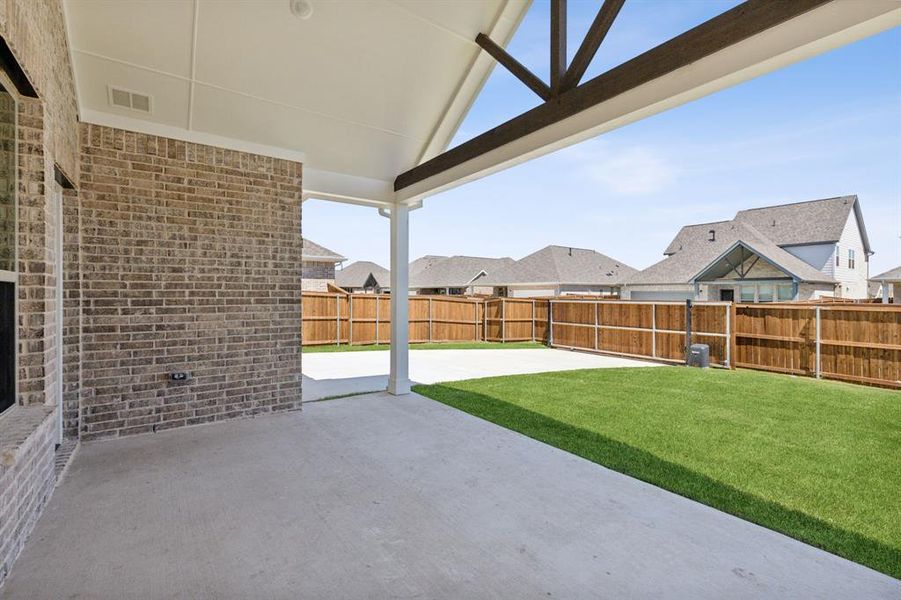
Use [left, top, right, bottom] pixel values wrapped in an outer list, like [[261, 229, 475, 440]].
[[304, 1, 901, 276]]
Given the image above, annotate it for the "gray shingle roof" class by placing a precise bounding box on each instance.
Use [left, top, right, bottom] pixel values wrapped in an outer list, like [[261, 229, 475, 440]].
[[871, 266, 901, 282], [409, 255, 446, 276], [479, 246, 638, 287], [301, 238, 345, 262], [409, 256, 514, 289], [335, 261, 389, 289], [626, 221, 835, 285], [664, 195, 869, 255]]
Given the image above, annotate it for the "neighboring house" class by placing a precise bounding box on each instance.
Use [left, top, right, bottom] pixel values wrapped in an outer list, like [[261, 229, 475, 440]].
[[409, 255, 514, 295], [479, 245, 638, 298], [409, 255, 447, 278], [301, 239, 346, 291], [622, 196, 873, 302], [336, 261, 391, 293], [870, 266, 901, 303]]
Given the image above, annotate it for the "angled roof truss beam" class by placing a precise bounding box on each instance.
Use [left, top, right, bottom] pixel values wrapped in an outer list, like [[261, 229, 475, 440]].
[[559, 0, 625, 92], [475, 32, 551, 101], [394, 0, 901, 201]]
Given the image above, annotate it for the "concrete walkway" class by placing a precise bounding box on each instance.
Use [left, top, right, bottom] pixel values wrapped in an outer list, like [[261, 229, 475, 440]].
[[3, 393, 897, 599], [303, 347, 660, 400]]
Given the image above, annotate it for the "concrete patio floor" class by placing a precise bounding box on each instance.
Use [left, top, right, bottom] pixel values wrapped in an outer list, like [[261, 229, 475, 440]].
[[2, 392, 897, 599], [302, 347, 661, 400]]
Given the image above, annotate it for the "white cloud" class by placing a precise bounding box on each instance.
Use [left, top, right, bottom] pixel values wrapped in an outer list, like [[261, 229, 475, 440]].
[[562, 140, 679, 195]]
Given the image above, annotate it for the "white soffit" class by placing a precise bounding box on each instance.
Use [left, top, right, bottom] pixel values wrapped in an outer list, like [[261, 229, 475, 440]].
[[64, 0, 530, 207]]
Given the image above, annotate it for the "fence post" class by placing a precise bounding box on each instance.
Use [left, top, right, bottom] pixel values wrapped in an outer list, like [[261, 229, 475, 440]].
[[483, 300, 488, 341], [531, 299, 536, 342], [501, 298, 506, 343], [349, 295, 354, 346], [651, 304, 657, 358], [548, 299, 554, 346], [724, 303, 730, 368], [428, 297, 433, 342], [815, 306, 821, 378], [684, 299, 693, 363], [375, 295, 380, 345], [474, 300, 479, 342], [594, 299, 599, 351], [335, 294, 341, 346]]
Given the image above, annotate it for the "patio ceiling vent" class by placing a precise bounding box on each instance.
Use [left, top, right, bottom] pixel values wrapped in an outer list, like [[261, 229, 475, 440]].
[[108, 86, 152, 114]]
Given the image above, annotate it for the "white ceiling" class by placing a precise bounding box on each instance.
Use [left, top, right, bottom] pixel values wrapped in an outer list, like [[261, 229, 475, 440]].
[[64, 0, 530, 204]]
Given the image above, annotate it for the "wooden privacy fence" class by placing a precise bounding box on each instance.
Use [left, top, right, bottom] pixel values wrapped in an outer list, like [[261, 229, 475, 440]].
[[483, 298, 549, 342], [303, 293, 552, 346], [733, 303, 900, 388], [547, 299, 732, 367], [302, 293, 900, 388]]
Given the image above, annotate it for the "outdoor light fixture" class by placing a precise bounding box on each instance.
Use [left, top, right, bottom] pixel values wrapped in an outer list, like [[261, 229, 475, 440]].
[[289, 0, 313, 20]]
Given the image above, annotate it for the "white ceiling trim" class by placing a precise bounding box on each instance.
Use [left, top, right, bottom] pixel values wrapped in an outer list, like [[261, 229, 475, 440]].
[[72, 49, 426, 143], [186, 0, 200, 130], [302, 168, 395, 208], [384, 1, 480, 49], [80, 107, 307, 164]]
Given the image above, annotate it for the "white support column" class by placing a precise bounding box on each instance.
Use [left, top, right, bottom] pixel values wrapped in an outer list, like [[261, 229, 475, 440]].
[[388, 205, 411, 395]]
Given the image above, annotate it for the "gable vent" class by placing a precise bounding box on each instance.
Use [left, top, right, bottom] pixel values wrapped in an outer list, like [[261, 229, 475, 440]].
[[108, 86, 152, 114]]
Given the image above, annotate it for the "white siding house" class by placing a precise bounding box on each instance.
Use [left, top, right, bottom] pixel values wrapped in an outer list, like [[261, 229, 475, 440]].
[[831, 209, 869, 298], [623, 196, 873, 302]]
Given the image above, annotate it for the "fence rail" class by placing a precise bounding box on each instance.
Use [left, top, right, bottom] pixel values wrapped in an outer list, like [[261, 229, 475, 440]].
[[733, 303, 900, 388], [303, 293, 551, 346], [301, 293, 900, 388], [547, 299, 732, 367]]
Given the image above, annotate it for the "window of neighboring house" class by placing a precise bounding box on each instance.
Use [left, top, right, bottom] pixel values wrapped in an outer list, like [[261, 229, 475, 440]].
[[777, 284, 794, 301], [835, 245, 840, 267], [740, 285, 756, 302], [757, 284, 774, 302], [848, 249, 855, 269]]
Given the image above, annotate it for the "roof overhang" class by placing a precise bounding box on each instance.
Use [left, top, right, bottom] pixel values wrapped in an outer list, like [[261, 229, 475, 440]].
[[64, 0, 531, 209], [395, 0, 901, 203], [64, 1, 901, 208]]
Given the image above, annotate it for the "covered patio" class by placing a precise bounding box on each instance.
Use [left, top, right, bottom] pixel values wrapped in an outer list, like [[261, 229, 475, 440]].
[[3, 392, 898, 599], [1, 0, 900, 595]]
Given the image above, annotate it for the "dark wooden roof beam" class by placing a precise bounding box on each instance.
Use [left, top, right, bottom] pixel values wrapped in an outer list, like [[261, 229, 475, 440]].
[[560, 0, 626, 92], [475, 32, 551, 101], [550, 0, 567, 94]]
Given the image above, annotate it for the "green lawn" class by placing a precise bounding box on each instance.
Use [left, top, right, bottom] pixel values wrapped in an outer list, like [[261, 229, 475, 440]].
[[303, 341, 545, 353], [414, 367, 901, 578]]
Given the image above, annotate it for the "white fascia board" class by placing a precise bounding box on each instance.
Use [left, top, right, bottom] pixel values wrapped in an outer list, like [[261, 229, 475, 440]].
[[302, 168, 396, 208], [80, 109, 307, 164], [397, 1, 901, 203]]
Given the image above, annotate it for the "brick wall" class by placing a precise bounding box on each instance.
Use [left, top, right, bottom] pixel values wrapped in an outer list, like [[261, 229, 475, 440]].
[[0, 407, 56, 585], [301, 260, 335, 292], [301, 260, 335, 281], [0, 0, 79, 180], [0, 0, 77, 588], [77, 124, 303, 440]]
